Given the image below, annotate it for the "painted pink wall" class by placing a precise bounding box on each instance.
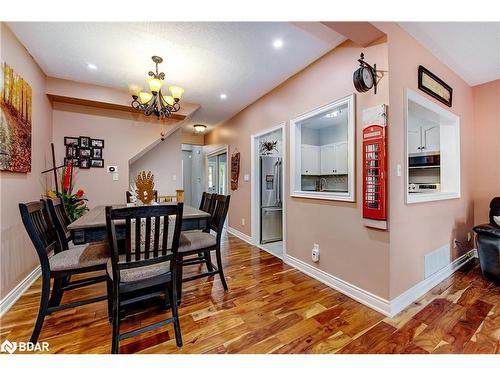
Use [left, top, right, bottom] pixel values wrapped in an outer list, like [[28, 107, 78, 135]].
[[472, 79, 500, 225], [373, 23, 476, 299], [0, 24, 53, 298], [206, 39, 391, 299], [52, 102, 178, 208]]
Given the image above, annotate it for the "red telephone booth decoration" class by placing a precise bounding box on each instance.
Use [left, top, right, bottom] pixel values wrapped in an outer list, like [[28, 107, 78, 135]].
[[362, 124, 387, 222]]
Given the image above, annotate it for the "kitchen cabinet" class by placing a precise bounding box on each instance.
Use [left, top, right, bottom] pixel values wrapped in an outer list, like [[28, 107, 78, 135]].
[[301, 144, 320, 175], [319, 142, 348, 175], [408, 124, 440, 154]]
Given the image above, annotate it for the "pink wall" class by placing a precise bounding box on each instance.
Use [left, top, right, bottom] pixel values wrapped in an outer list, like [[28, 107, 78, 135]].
[[52, 102, 176, 208], [206, 39, 391, 299], [374, 23, 476, 299], [0, 24, 53, 298], [129, 128, 182, 196], [472, 79, 500, 224]]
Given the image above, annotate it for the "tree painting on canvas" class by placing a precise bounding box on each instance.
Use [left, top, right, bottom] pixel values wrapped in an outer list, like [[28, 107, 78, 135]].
[[0, 61, 32, 172]]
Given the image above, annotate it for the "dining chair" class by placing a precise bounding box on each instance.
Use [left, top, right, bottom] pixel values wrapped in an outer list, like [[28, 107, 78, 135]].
[[126, 190, 158, 203], [177, 194, 230, 301], [199, 192, 215, 215], [45, 197, 73, 250], [19, 201, 109, 344], [105, 203, 184, 354]]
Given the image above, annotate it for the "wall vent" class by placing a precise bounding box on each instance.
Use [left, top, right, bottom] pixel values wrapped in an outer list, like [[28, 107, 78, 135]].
[[424, 244, 451, 279]]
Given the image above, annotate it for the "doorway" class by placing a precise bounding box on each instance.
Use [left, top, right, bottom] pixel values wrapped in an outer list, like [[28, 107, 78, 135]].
[[251, 124, 285, 259], [207, 150, 228, 195]]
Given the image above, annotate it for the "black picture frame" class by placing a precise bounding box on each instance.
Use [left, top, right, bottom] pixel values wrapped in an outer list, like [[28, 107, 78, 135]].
[[79, 136, 90, 148], [90, 158, 104, 168], [64, 157, 79, 167], [91, 138, 104, 148], [79, 158, 90, 169], [91, 147, 102, 158], [418, 65, 453, 107], [79, 147, 91, 158], [66, 146, 77, 157], [64, 136, 79, 146]]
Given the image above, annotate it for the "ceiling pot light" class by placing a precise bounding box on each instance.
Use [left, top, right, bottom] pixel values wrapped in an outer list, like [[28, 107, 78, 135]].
[[129, 56, 184, 119], [219, 93, 227, 100], [273, 39, 283, 49], [87, 63, 97, 70], [194, 124, 207, 133]]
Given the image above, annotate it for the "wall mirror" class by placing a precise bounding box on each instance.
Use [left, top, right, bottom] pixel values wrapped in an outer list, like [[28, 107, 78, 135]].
[[290, 94, 355, 201], [406, 89, 460, 204]]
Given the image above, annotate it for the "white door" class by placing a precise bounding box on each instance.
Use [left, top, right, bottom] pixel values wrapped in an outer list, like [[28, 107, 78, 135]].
[[301, 145, 320, 175], [422, 125, 440, 153], [320, 144, 335, 175], [408, 129, 422, 154], [334, 142, 348, 174], [207, 152, 227, 195]]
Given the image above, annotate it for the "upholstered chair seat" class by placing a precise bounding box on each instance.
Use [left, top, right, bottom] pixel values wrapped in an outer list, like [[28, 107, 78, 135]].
[[49, 241, 109, 272], [106, 256, 171, 283], [179, 231, 216, 253]]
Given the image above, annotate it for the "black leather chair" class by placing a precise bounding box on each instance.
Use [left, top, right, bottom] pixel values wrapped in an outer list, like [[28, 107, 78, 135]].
[[473, 197, 500, 284]]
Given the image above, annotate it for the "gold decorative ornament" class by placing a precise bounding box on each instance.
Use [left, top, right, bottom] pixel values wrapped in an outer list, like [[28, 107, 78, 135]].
[[135, 171, 155, 205]]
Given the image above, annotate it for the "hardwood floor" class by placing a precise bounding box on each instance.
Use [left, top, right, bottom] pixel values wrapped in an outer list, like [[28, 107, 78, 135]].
[[1, 233, 499, 354]]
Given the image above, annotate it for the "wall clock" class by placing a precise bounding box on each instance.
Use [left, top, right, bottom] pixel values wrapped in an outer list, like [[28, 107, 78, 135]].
[[353, 53, 378, 94]]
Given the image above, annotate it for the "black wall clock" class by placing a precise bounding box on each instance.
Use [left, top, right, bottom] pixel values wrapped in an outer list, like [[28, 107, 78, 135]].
[[353, 53, 378, 94]]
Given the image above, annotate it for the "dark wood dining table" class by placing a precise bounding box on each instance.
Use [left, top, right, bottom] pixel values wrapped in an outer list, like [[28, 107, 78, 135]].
[[68, 203, 210, 245]]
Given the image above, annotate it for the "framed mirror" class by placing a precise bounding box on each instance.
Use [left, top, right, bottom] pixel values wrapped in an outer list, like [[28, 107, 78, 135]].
[[290, 94, 355, 201]]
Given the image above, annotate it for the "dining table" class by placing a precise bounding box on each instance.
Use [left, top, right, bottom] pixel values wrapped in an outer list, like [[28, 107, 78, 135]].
[[68, 203, 210, 245]]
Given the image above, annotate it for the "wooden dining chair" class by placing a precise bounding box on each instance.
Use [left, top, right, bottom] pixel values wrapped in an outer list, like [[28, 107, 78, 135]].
[[177, 195, 230, 301], [199, 192, 215, 215], [126, 190, 158, 203], [46, 197, 73, 250], [105, 203, 184, 354], [19, 201, 109, 344]]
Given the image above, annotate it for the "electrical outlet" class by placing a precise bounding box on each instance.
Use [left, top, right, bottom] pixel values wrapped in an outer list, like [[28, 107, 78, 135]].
[[397, 164, 402, 177], [241, 218, 245, 226], [312, 244, 320, 262]]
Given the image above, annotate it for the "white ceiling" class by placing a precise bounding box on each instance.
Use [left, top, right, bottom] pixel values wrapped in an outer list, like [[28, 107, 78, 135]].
[[399, 22, 500, 86], [8, 22, 345, 130]]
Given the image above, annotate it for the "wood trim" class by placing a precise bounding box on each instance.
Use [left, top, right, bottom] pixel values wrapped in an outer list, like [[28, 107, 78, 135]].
[[47, 94, 186, 121], [0, 265, 41, 317]]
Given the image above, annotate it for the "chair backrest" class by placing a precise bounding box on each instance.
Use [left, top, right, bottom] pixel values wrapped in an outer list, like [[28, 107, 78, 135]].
[[45, 198, 72, 250], [126, 190, 158, 203], [105, 203, 184, 284], [19, 201, 60, 271], [199, 192, 215, 214], [209, 195, 230, 239], [490, 197, 500, 226]]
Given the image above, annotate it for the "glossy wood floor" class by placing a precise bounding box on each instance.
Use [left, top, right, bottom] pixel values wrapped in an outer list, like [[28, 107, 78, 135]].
[[1, 233, 499, 354]]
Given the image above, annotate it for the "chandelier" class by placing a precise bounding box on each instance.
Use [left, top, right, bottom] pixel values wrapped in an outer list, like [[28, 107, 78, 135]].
[[128, 56, 184, 119]]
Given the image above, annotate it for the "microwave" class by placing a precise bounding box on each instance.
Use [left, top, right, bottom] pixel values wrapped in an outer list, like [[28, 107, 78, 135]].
[[408, 152, 440, 167]]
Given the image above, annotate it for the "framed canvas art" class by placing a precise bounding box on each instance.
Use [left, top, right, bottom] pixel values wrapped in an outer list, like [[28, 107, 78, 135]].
[[0, 61, 32, 172]]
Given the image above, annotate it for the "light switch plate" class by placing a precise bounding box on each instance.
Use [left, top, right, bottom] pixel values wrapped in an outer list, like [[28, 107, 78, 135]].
[[112, 172, 119, 181], [244, 174, 249, 181], [397, 164, 402, 177]]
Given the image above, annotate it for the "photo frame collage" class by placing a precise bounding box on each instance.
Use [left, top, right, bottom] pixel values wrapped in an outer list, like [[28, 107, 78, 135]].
[[64, 136, 104, 169]]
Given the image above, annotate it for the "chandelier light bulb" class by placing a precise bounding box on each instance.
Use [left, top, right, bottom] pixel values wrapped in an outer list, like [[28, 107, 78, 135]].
[[162, 95, 175, 106], [138, 92, 153, 104], [169, 86, 184, 100], [147, 77, 163, 93], [128, 84, 142, 97]]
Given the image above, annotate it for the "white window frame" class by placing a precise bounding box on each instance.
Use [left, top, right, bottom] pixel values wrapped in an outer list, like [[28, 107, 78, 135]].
[[405, 89, 461, 204], [289, 94, 356, 202]]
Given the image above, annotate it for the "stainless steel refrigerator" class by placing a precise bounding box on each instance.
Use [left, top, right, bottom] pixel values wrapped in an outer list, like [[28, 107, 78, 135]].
[[260, 156, 283, 244]]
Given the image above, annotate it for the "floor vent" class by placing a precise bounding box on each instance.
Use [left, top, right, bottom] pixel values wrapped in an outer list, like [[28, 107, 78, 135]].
[[424, 244, 451, 279]]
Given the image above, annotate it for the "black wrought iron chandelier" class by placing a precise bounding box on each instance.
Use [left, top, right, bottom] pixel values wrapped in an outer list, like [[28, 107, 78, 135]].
[[128, 56, 184, 119]]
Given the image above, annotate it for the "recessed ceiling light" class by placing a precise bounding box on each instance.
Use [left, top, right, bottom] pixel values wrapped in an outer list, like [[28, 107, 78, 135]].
[[87, 63, 97, 70], [273, 39, 284, 49], [194, 124, 207, 133], [220, 93, 227, 100]]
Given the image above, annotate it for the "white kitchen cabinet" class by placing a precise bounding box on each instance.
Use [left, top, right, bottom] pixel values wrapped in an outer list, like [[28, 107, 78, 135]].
[[408, 124, 440, 154], [320, 144, 335, 174], [319, 142, 347, 175], [334, 142, 348, 174], [422, 125, 440, 153], [408, 129, 421, 154], [301, 144, 320, 175]]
